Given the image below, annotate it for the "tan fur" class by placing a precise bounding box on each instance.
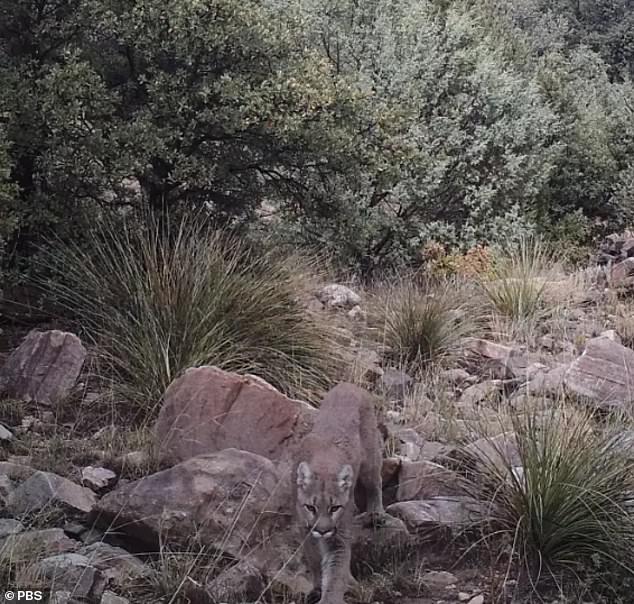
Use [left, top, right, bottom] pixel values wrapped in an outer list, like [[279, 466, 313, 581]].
[[293, 383, 385, 604]]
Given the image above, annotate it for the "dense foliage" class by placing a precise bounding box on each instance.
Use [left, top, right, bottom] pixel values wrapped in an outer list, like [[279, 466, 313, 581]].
[[1, 0, 633, 275]]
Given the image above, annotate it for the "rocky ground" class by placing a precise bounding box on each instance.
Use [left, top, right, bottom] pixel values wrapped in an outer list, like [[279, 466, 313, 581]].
[[3, 234, 634, 604]]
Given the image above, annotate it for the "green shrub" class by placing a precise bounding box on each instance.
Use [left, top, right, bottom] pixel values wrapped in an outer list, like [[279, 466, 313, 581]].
[[374, 278, 480, 371], [42, 215, 341, 413], [466, 404, 634, 596]]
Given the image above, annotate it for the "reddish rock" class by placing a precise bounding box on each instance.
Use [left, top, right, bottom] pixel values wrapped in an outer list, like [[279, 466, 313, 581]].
[[155, 366, 315, 464], [0, 330, 86, 405]]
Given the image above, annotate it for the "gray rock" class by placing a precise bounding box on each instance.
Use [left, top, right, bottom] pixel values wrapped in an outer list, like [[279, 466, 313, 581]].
[[7, 471, 97, 515], [609, 257, 634, 288], [315, 284, 361, 308], [0, 424, 12, 442], [206, 559, 265, 603], [386, 497, 486, 535], [0, 330, 86, 406], [81, 466, 117, 491], [441, 368, 477, 386], [0, 474, 13, 504], [394, 428, 424, 461], [78, 542, 152, 586], [0, 528, 78, 562], [27, 553, 106, 600], [0, 518, 23, 539], [421, 570, 458, 589], [0, 461, 36, 481], [565, 335, 634, 409], [379, 367, 414, 401], [458, 380, 502, 406], [101, 592, 130, 604], [396, 460, 463, 501]]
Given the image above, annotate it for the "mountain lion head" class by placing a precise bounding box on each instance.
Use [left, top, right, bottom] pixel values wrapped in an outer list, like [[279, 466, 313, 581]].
[[295, 461, 354, 539]]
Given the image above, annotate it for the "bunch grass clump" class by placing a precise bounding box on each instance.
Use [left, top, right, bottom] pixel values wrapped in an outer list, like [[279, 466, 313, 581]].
[[466, 403, 634, 596], [374, 277, 481, 372], [42, 214, 341, 413], [478, 235, 554, 321]]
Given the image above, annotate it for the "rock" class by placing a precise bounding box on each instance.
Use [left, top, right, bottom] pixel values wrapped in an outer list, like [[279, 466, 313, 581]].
[[386, 497, 485, 536], [526, 364, 567, 397], [468, 596, 485, 604], [0, 461, 36, 481], [441, 368, 477, 386], [347, 305, 366, 321], [316, 284, 361, 308], [352, 511, 411, 554], [27, 553, 106, 600], [394, 428, 424, 461], [93, 448, 286, 556], [353, 348, 384, 383], [206, 559, 265, 603], [155, 366, 314, 465], [564, 335, 634, 409], [81, 466, 117, 491], [601, 329, 621, 343], [421, 570, 458, 589], [0, 330, 86, 405], [458, 380, 502, 406], [0, 474, 13, 503], [0, 518, 23, 539], [0, 424, 12, 441], [453, 432, 520, 475], [396, 460, 463, 501], [420, 441, 452, 462], [465, 338, 529, 379], [0, 528, 78, 562], [7, 471, 97, 515], [49, 592, 74, 604], [379, 367, 414, 401], [78, 542, 152, 586], [101, 592, 130, 604], [609, 257, 634, 288]]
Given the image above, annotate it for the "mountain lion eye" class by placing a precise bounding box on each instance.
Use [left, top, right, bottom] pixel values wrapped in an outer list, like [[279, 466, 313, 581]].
[[304, 504, 317, 514], [329, 505, 342, 514]]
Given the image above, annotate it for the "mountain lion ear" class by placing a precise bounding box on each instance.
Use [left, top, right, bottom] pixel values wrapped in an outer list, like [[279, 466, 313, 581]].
[[297, 462, 313, 489], [337, 464, 354, 491]]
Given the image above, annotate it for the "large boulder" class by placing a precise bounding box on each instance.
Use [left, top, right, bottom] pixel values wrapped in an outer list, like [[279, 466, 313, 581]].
[[155, 366, 315, 465], [0, 330, 86, 405], [93, 448, 288, 555], [93, 448, 308, 596], [564, 335, 634, 410]]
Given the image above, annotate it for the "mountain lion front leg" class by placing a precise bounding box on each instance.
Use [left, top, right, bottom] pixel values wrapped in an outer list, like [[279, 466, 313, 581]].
[[318, 535, 352, 604], [303, 537, 323, 603]]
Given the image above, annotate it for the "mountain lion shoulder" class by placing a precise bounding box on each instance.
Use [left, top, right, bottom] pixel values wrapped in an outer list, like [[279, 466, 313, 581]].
[[293, 382, 385, 604]]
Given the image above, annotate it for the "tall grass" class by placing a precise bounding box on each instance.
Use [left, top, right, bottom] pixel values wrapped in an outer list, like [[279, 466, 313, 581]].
[[42, 215, 341, 412], [466, 403, 634, 597], [478, 235, 554, 322], [373, 278, 481, 372]]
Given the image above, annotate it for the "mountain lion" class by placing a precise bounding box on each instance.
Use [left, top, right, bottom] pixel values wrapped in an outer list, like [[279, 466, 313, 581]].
[[293, 382, 385, 604]]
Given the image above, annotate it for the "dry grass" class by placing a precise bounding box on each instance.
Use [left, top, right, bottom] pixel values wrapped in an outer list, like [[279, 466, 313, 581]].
[[41, 214, 344, 415], [464, 401, 634, 599], [371, 277, 483, 374]]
